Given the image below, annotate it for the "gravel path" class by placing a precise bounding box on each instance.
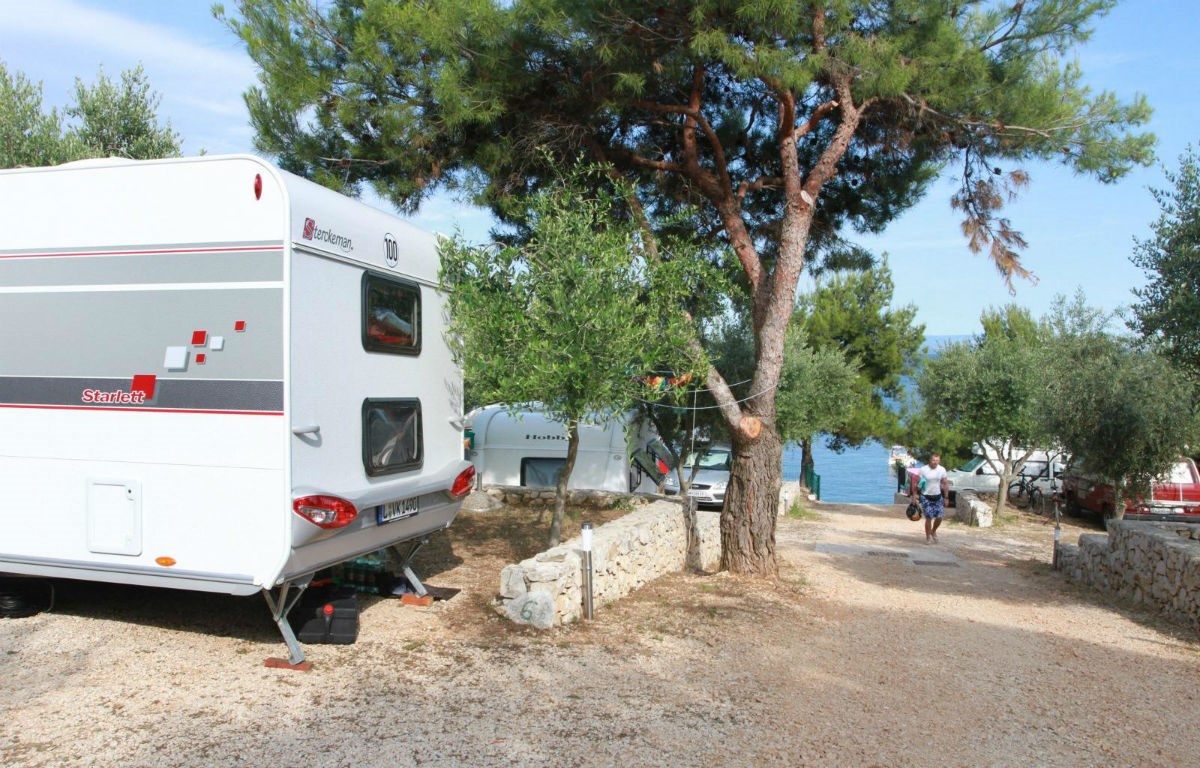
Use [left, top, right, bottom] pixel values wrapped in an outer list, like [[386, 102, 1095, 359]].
[[3, 501, 1198, 767]]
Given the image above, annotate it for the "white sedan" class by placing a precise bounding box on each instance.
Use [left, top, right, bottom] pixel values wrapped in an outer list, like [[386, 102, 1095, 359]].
[[662, 445, 732, 509]]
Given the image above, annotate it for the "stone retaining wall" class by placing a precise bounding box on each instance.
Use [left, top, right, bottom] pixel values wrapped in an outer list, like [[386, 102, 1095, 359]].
[[1057, 520, 1200, 630], [481, 484, 660, 509], [496, 498, 721, 628]]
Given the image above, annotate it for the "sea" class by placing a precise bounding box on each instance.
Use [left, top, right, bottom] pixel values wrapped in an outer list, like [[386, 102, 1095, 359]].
[[781, 436, 900, 504]]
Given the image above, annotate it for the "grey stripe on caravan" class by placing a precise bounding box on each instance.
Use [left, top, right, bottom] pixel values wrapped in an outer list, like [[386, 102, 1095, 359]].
[[0, 377, 284, 412], [0, 240, 283, 256], [0, 554, 255, 587], [0, 282, 284, 294], [0, 241, 285, 288]]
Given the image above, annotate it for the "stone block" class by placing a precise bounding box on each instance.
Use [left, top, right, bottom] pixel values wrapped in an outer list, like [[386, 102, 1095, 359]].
[[499, 565, 528, 599], [505, 591, 557, 629], [956, 493, 993, 527]]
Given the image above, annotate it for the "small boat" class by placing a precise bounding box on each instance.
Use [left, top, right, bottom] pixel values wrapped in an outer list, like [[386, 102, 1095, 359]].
[[889, 445, 916, 467]]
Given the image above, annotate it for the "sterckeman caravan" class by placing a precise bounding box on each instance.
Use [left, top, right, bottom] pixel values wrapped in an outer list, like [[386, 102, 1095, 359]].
[[0, 155, 474, 665]]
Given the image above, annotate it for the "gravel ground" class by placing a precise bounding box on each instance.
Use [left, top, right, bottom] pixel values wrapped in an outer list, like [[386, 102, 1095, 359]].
[[3, 500, 1199, 767]]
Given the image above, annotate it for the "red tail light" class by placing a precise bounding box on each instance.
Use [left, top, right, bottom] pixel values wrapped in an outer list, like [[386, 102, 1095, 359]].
[[292, 495, 358, 529], [448, 465, 476, 499]]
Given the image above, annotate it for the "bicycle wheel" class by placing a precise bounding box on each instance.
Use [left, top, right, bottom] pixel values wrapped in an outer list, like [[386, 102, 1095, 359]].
[[1007, 480, 1030, 509], [1028, 487, 1044, 511]]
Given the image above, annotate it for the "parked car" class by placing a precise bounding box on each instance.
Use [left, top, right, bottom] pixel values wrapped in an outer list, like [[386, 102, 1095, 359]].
[[1061, 456, 1200, 522], [943, 451, 1064, 506], [662, 445, 732, 509], [943, 454, 1002, 504]]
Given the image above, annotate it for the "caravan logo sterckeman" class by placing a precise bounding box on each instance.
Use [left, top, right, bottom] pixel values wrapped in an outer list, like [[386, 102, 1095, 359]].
[[302, 217, 353, 253]]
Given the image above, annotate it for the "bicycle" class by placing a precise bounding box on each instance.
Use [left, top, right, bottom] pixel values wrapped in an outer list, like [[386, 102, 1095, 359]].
[[1007, 475, 1045, 510]]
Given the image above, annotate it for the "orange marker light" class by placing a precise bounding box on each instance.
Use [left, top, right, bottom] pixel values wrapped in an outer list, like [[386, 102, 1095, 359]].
[[155, 556, 177, 567]]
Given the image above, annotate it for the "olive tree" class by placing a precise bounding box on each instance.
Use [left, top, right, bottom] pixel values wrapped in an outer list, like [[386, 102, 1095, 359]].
[[439, 174, 711, 546], [0, 62, 180, 168], [918, 306, 1052, 514], [1045, 295, 1199, 519]]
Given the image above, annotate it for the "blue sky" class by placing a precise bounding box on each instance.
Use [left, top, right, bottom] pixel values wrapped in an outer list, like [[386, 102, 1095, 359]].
[[2, 0, 1196, 336]]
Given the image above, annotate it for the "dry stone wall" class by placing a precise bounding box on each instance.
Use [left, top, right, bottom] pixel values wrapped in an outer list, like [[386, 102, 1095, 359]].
[[482, 485, 653, 510], [496, 498, 721, 628], [1057, 520, 1200, 630]]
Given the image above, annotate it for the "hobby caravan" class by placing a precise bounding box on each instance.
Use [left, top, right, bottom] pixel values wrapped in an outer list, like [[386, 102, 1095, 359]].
[[465, 404, 666, 493], [0, 155, 474, 665]]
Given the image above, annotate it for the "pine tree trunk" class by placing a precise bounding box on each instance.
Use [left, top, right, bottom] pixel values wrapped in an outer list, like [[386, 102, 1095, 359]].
[[720, 426, 782, 575], [548, 419, 581, 547]]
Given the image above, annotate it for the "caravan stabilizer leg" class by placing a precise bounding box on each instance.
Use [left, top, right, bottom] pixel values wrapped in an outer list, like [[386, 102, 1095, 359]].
[[388, 537, 429, 597], [262, 580, 311, 670]]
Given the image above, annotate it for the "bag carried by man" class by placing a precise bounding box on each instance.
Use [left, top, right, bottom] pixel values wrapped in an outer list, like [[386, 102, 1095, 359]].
[[905, 500, 923, 521]]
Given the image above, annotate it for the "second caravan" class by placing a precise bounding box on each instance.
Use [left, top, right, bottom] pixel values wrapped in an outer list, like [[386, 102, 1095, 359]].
[[464, 404, 665, 493]]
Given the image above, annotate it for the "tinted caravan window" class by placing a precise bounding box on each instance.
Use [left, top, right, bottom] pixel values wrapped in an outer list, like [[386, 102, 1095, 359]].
[[520, 457, 564, 488], [363, 399, 423, 476], [363, 273, 420, 354]]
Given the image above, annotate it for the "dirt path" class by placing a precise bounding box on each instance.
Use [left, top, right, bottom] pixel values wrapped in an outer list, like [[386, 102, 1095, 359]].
[[3, 501, 1199, 767]]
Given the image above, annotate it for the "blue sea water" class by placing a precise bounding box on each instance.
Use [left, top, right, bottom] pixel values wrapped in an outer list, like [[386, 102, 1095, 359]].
[[781, 437, 899, 504]]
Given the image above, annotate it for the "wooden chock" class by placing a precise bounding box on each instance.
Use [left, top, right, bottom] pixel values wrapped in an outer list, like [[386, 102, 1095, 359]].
[[264, 657, 313, 671]]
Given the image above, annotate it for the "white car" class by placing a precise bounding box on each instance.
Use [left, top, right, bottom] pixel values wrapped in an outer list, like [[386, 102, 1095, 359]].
[[945, 455, 1064, 505], [662, 445, 732, 509], [944, 455, 1002, 503]]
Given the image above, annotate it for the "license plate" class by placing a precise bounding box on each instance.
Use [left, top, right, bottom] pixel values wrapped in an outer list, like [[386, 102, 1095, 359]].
[[378, 496, 420, 524]]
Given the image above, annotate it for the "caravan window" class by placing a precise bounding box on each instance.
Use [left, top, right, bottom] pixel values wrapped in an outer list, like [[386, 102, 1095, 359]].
[[362, 273, 421, 354], [363, 399, 423, 476], [520, 457, 564, 488]]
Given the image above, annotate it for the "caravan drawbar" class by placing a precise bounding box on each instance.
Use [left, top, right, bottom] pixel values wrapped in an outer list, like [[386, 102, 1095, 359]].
[[0, 155, 474, 665]]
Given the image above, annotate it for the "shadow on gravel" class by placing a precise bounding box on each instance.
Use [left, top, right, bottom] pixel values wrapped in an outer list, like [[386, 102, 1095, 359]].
[[41, 579, 279, 642]]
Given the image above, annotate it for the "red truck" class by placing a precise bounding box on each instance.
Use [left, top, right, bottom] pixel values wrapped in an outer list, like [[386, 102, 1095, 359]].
[[1062, 456, 1200, 522]]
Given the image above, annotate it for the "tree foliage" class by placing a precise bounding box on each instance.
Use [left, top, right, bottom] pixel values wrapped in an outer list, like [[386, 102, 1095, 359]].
[[1044, 294, 1199, 517], [439, 170, 711, 545], [918, 305, 1051, 512], [797, 261, 923, 444], [1130, 145, 1200, 378], [0, 63, 67, 167], [225, 0, 1154, 574], [710, 310, 858, 447], [64, 67, 183, 160], [776, 323, 859, 447], [0, 62, 181, 168]]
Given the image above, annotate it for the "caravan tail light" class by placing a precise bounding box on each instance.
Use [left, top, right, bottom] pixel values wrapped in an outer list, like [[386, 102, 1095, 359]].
[[447, 465, 476, 499], [293, 495, 358, 529]]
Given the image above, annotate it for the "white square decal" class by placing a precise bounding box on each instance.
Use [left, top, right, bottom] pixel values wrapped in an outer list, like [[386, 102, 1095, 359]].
[[163, 346, 188, 371], [210, 335, 225, 351]]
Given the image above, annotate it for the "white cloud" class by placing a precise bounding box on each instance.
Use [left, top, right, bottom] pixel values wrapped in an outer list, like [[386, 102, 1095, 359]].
[[0, 0, 258, 154], [3, 0, 253, 82]]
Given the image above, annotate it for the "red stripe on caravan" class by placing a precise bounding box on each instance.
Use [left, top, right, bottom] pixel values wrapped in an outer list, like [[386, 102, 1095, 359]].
[[0, 245, 284, 260], [0, 403, 284, 416]]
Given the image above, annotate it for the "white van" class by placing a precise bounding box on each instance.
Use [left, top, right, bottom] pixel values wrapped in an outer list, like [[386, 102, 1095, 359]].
[[465, 404, 663, 493], [0, 155, 474, 664]]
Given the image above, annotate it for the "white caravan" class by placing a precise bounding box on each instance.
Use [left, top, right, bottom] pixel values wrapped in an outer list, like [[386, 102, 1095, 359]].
[[0, 155, 474, 665], [465, 404, 664, 493]]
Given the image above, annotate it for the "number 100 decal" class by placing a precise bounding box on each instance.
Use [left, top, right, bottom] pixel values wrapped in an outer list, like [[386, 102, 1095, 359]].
[[384, 233, 399, 268]]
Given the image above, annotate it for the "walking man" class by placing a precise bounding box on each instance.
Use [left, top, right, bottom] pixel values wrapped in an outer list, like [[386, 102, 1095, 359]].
[[912, 453, 949, 544]]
